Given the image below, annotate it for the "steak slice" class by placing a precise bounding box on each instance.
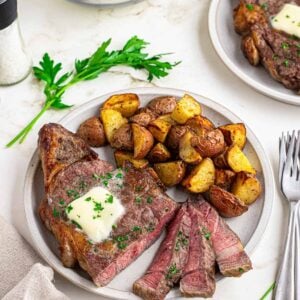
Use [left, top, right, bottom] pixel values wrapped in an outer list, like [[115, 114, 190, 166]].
[[39, 123, 98, 190], [133, 205, 191, 300], [180, 205, 216, 298], [189, 196, 252, 277]]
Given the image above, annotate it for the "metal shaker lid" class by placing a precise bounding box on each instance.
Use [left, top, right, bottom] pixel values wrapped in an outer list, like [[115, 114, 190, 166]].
[[0, 0, 17, 30]]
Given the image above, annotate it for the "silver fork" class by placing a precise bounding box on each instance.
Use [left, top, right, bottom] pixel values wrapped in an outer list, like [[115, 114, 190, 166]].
[[274, 131, 300, 300]]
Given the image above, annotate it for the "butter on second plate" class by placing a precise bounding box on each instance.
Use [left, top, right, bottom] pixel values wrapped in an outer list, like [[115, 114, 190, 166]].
[[271, 4, 300, 38], [66, 186, 125, 243]]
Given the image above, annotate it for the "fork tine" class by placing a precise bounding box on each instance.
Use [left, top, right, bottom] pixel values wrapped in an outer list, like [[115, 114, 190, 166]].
[[279, 133, 287, 183], [285, 130, 296, 176], [292, 131, 300, 178]]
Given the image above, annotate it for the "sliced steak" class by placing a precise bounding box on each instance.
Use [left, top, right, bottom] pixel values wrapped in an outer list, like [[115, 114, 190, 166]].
[[188, 196, 252, 277], [180, 205, 216, 298], [133, 205, 191, 300]]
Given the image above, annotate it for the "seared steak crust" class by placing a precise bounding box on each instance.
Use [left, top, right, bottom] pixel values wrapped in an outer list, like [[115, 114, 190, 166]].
[[234, 0, 300, 92]]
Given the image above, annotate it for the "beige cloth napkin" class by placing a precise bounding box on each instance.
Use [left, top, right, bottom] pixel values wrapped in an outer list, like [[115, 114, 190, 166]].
[[0, 216, 69, 300]]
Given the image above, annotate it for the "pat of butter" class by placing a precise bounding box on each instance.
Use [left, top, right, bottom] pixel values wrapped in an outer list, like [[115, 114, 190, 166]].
[[66, 186, 124, 243], [271, 4, 300, 38]]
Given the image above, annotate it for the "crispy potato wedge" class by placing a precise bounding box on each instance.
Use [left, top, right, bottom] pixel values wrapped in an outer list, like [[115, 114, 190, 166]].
[[132, 123, 154, 159], [209, 185, 248, 218], [186, 115, 215, 133], [130, 108, 157, 127], [215, 169, 236, 191], [101, 109, 128, 143], [182, 158, 215, 193], [147, 96, 177, 115], [171, 94, 201, 124], [110, 124, 133, 151], [148, 117, 172, 143], [102, 93, 140, 117], [191, 129, 226, 158], [219, 123, 247, 149], [154, 161, 186, 186], [77, 117, 106, 147], [166, 125, 188, 150], [213, 148, 229, 168], [231, 172, 262, 205], [148, 143, 171, 163], [226, 144, 256, 174], [179, 131, 202, 165], [114, 150, 149, 169]]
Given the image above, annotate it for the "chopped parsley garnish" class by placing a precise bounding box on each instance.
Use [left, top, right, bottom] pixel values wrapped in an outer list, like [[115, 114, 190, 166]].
[[66, 189, 80, 199], [260, 3, 267, 10], [135, 196, 142, 204], [175, 231, 189, 251], [246, 4, 254, 11], [105, 172, 113, 179], [105, 195, 114, 204], [286, 14, 290, 19], [112, 224, 117, 230], [66, 205, 73, 214], [135, 185, 143, 192], [132, 226, 141, 232], [92, 173, 101, 180], [146, 223, 155, 232], [284, 59, 289, 67], [201, 227, 211, 240], [71, 220, 82, 229], [281, 42, 289, 50], [53, 207, 60, 218], [238, 268, 244, 273], [146, 196, 153, 204], [88, 239, 93, 245], [85, 197, 92, 202], [102, 180, 109, 187], [59, 199, 65, 206], [79, 181, 87, 189], [166, 263, 179, 279], [93, 201, 104, 212], [259, 282, 275, 300], [114, 235, 129, 249], [115, 172, 123, 179]]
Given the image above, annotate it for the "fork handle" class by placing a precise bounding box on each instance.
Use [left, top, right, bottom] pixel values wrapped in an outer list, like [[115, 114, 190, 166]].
[[274, 201, 300, 300]]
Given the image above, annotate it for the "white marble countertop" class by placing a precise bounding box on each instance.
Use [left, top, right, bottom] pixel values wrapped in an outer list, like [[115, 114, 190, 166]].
[[1, 0, 299, 299]]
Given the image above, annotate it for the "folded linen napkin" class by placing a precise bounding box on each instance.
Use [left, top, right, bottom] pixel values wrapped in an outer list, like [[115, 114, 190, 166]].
[[0, 216, 68, 300]]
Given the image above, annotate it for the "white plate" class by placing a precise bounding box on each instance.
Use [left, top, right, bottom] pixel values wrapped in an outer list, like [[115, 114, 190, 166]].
[[209, 0, 300, 105], [24, 87, 274, 299], [68, 0, 143, 7]]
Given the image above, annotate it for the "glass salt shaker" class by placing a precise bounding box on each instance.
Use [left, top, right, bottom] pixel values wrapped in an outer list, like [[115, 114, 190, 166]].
[[0, 0, 31, 86]]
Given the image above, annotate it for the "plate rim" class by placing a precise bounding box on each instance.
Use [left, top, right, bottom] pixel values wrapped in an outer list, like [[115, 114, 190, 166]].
[[208, 0, 300, 106], [23, 86, 274, 298]]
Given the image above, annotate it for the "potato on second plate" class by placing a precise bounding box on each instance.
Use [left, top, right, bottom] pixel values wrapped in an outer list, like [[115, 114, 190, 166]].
[[110, 124, 133, 151], [132, 123, 154, 159], [186, 115, 215, 134], [147, 96, 177, 115], [154, 161, 186, 186], [102, 93, 140, 117], [148, 143, 171, 163], [101, 109, 128, 143], [219, 123, 247, 149], [148, 116, 173, 143], [231, 172, 261, 205], [114, 150, 149, 169], [179, 131, 202, 165], [171, 94, 201, 124], [214, 169, 236, 191], [182, 158, 215, 193]]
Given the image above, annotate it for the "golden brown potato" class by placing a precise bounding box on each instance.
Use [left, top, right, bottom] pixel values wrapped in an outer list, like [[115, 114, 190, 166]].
[[186, 115, 215, 133], [166, 125, 188, 150], [114, 150, 149, 169], [213, 148, 229, 168], [241, 35, 260, 66], [148, 143, 171, 163], [209, 185, 248, 218], [179, 131, 202, 165], [226, 144, 256, 174], [100, 109, 128, 143], [154, 161, 186, 186], [215, 169, 236, 191], [219, 123, 247, 149], [132, 123, 154, 159], [231, 172, 262, 205], [76, 117, 106, 147], [148, 116, 172, 143], [147, 96, 177, 115], [102, 93, 140, 117], [130, 108, 157, 127], [191, 129, 226, 158], [171, 94, 201, 124], [110, 124, 133, 151], [182, 158, 215, 193]]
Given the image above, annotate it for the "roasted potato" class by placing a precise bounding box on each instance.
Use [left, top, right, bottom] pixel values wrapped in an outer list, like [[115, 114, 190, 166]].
[[213, 148, 229, 168], [76, 117, 106, 147], [186, 115, 215, 134], [132, 123, 154, 159], [231, 172, 262, 205], [241, 35, 260, 66], [219, 123, 247, 149], [100, 109, 128, 143], [215, 169, 236, 191], [171, 94, 201, 124], [148, 143, 171, 163], [154, 161, 186, 186], [110, 124, 133, 151], [226, 144, 256, 174], [147, 96, 177, 115], [130, 108, 157, 127], [191, 129, 226, 158], [166, 125, 188, 150], [114, 150, 149, 169], [179, 131, 202, 165], [148, 116, 173, 143], [102, 93, 140, 117], [182, 158, 215, 193], [209, 185, 248, 218]]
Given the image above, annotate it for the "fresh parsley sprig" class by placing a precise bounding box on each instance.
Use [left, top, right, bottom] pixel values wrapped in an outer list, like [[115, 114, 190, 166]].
[[6, 36, 179, 147]]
